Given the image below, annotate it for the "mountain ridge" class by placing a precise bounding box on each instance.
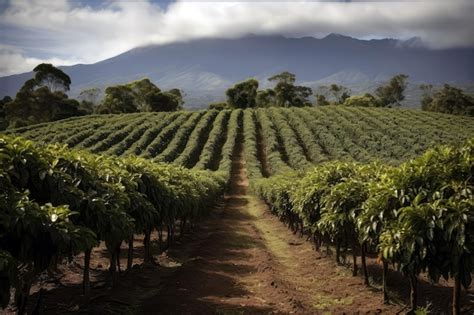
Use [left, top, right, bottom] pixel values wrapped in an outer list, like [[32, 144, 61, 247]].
[[1, 34, 473, 108]]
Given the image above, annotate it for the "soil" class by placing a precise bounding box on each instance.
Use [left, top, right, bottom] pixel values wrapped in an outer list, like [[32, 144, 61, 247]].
[[5, 136, 473, 314]]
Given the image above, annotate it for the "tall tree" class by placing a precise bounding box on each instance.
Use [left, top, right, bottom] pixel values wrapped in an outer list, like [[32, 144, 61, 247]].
[[146, 91, 181, 112], [329, 84, 351, 104], [4, 64, 83, 128], [33, 63, 72, 92], [96, 86, 137, 114], [226, 78, 259, 109], [268, 71, 312, 107], [167, 88, 185, 110], [126, 78, 161, 111], [375, 74, 409, 107], [0, 96, 12, 130], [421, 84, 474, 116], [256, 89, 276, 107]]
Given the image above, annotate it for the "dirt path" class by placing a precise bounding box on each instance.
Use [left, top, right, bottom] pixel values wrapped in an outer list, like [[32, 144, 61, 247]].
[[137, 134, 400, 314], [16, 133, 471, 314]]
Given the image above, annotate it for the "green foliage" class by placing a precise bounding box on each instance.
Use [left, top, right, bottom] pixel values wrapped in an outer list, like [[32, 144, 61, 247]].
[[218, 109, 242, 180], [0, 134, 226, 311], [5, 64, 84, 128], [0, 96, 11, 130], [147, 90, 182, 112], [375, 74, 409, 107], [226, 78, 259, 109], [96, 85, 137, 114], [421, 84, 474, 116], [256, 89, 277, 107], [96, 78, 183, 114], [315, 94, 330, 106], [342, 93, 381, 107], [329, 84, 351, 104], [268, 71, 312, 107], [33, 63, 71, 92], [208, 102, 230, 111], [242, 110, 263, 178], [195, 110, 231, 170], [253, 140, 474, 312]]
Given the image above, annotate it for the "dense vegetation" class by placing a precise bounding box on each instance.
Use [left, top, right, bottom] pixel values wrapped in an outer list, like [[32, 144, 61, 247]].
[[2, 106, 473, 313], [252, 141, 473, 314], [7, 107, 474, 170], [0, 64, 185, 129], [0, 135, 227, 313]]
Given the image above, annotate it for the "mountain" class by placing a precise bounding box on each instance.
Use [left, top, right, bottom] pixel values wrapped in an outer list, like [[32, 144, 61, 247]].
[[1, 34, 473, 108]]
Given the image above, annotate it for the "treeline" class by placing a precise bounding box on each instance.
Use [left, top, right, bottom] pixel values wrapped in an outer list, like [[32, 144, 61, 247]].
[[252, 140, 473, 314], [210, 72, 474, 117], [0, 64, 184, 129], [0, 135, 226, 314]]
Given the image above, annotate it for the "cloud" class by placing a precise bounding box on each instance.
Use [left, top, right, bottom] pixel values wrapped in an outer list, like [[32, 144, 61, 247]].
[[0, 0, 473, 76], [0, 45, 81, 76]]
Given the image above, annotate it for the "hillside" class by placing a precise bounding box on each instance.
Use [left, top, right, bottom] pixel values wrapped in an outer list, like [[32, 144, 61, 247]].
[[7, 107, 474, 172], [1, 34, 473, 108]]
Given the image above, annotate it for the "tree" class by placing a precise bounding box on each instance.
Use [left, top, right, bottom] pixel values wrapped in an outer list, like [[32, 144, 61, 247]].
[[421, 84, 474, 116], [256, 89, 277, 107], [146, 91, 181, 112], [342, 93, 381, 107], [0, 96, 12, 130], [419, 84, 434, 109], [315, 94, 330, 106], [329, 84, 351, 104], [96, 85, 137, 114], [33, 63, 71, 92], [78, 88, 101, 106], [4, 64, 84, 127], [96, 79, 184, 114], [126, 78, 161, 111], [167, 88, 185, 109], [375, 74, 409, 107], [268, 71, 312, 107], [226, 78, 259, 109]]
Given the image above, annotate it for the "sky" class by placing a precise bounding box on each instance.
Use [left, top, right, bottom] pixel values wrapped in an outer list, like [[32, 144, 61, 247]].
[[0, 0, 473, 77]]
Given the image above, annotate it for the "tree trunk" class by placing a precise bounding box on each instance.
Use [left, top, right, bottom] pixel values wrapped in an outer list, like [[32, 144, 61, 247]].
[[83, 248, 92, 303], [180, 218, 187, 238], [453, 273, 461, 315], [127, 235, 134, 271], [408, 274, 418, 314], [336, 240, 341, 264], [144, 230, 151, 262], [167, 224, 174, 248], [16, 279, 32, 315], [158, 227, 163, 249], [313, 233, 320, 251], [109, 250, 117, 286], [361, 242, 369, 286], [352, 243, 358, 276], [116, 245, 121, 274], [382, 260, 389, 304]]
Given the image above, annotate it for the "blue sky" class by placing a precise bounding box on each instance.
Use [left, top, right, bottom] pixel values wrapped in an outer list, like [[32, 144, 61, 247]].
[[0, 0, 473, 76]]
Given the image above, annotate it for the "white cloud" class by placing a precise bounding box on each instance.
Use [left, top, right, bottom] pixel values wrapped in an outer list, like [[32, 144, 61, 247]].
[[0, 45, 81, 76], [0, 0, 473, 76]]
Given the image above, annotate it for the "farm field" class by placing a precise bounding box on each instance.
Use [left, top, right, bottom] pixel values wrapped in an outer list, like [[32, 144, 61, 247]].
[[2, 107, 474, 314], [9, 107, 474, 172]]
